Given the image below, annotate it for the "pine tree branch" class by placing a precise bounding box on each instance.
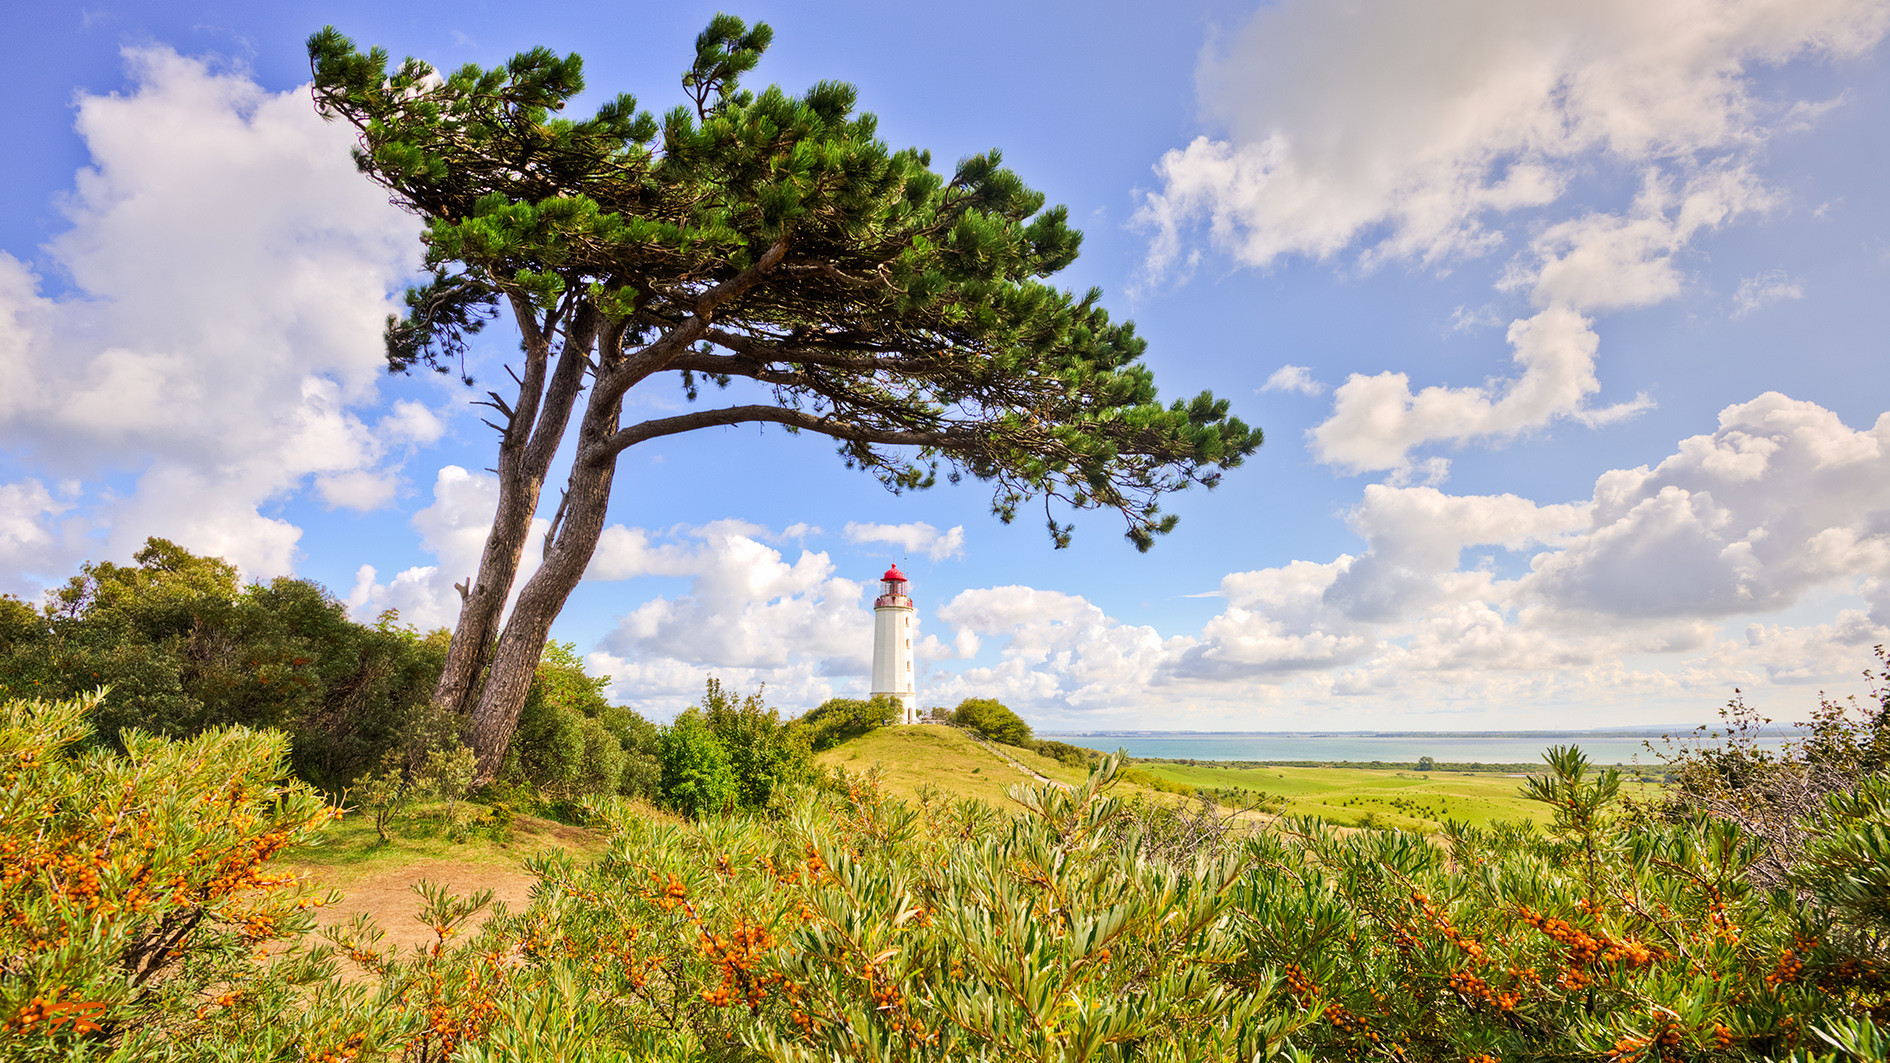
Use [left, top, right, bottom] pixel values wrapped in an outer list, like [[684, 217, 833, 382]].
[[600, 235, 792, 403], [597, 404, 955, 459]]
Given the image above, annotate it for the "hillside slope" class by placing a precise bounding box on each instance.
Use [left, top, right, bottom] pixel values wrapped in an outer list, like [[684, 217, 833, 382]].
[[815, 725, 1097, 805]]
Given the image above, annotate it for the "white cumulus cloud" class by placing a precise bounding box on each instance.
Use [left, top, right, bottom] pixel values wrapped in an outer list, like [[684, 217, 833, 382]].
[[1310, 304, 1654, 474], [0, 47, 422, 583], [347, 465, 547, 630], [588, 522, 873, 717], [1138, 0, 1887, 275], [842, 520, 966, 561], [1260, 364, 1327, 396], [920, 395, 1890, 727]]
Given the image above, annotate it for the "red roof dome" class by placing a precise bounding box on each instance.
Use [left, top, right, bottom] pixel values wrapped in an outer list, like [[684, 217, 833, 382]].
[[881, 564, 908, 583]]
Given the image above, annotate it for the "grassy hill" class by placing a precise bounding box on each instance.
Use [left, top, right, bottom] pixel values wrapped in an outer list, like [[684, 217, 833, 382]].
[[815, 724, 1097, 805]]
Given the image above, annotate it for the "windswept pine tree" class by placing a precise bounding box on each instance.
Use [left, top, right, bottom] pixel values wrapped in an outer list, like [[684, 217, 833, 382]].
[[307, 16, 1262, 779]]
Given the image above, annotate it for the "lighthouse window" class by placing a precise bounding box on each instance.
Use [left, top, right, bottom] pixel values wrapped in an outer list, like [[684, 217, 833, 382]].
[[905, 638, 910, 648]]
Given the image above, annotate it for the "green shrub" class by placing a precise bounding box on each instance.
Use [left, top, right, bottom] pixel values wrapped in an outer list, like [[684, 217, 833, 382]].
[[698, 679, 812, 810], [950, 697, 1032, 745], [0, 538, 448, 793], [514, 758, 1314, 1060], [658, 710, 737, 818], [1028, 738, 1101, 767], [790, 694, 903, 751]]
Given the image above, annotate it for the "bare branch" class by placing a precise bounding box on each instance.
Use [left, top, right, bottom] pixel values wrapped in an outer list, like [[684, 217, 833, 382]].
[[543, 489, 570, 560]]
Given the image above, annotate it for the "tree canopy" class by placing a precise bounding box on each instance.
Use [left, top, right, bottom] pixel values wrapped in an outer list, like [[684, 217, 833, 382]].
[[307, 16, 1263, 777]]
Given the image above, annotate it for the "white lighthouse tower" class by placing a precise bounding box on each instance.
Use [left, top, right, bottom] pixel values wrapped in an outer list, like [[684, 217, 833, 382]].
[[870, 564, 919, 725]]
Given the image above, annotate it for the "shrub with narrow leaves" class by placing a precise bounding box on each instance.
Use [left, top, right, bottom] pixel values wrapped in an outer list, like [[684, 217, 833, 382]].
[[0, 691, 357, 1060]]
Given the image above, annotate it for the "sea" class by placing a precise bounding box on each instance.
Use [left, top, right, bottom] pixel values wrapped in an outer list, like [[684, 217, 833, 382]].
[[1036, 729, 1792, 766]]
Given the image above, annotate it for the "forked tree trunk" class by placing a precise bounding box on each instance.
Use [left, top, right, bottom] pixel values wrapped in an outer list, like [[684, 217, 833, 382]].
[[429, 298, 599, 728], [464, 387, 626, 782], [448, 250, 784, 780], [430, 468, 544, 720]]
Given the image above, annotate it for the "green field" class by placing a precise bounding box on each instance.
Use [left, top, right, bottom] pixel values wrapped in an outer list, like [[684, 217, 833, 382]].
[[1129, 760, 1607, 830]]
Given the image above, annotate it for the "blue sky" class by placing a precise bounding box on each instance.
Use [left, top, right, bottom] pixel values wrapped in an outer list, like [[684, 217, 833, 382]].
[[4, 0, 1888, 730]]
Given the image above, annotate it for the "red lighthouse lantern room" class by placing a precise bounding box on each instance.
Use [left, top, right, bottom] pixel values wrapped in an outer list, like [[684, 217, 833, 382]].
[[876, 564, 910, 606]]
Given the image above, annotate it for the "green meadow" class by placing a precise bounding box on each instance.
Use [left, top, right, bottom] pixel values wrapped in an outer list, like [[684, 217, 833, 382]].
[[1129, 760, 1605, 830]]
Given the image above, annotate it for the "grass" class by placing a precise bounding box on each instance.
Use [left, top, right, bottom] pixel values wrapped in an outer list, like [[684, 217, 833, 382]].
[[809, 727, 1578, 832], [1123, 760, 1651, 831], [282, 799, 613, 889], [815, 726, 1111, 806]]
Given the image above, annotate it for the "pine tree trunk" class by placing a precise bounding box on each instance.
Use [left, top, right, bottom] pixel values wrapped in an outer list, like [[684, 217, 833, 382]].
[[464, 387, 625, 782], [428, 300, 599, 725], [429, 464, 544, 719]]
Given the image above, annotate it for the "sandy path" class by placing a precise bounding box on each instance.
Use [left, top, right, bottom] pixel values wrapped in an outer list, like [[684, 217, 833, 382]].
[[297, 817, 606, 954], [309, 858, 546, 952]]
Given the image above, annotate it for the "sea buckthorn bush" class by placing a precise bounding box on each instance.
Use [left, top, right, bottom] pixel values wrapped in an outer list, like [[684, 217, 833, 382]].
[[1231, 746, 1890, 1061], [0, 690, 360, 1060], [502, 760, 1316, 1061], [7, 684, 1890, 1062]]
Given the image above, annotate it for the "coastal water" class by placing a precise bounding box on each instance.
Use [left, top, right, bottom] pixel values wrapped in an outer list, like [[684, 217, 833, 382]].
[[1038, 731, 1773, 765]]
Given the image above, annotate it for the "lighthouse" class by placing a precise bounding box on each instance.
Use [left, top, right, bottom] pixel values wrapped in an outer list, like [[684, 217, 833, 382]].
[[870, 564, 919, 725]]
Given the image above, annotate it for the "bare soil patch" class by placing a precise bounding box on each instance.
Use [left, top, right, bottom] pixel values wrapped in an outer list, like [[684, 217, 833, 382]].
[[288, 812, 609, 954]]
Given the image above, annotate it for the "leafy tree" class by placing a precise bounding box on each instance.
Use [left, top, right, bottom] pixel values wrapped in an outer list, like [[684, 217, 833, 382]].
[[0, 538, 448, 792], [697, 678, 812, 810], [791, 694, 903, 752], [307, 17, 1264, 781], [606, 705, 663, 800], [659, 710, 737, 818], [501, 641, 659, 810], [951, 697, 1031, 746], [1416, 755, 1435, 772]]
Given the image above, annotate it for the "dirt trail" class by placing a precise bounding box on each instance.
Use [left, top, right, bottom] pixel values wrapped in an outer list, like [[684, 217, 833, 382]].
[[296, 817, 604, 954], [308, 858, 544, 952], [969, 734, 1060, 787]]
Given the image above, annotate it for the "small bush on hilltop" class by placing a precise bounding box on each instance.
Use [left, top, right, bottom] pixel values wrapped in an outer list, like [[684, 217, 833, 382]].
[[790, 694, 903, 752], [1026, 738, 1101, 768], [949, 697, 1031, 746]]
